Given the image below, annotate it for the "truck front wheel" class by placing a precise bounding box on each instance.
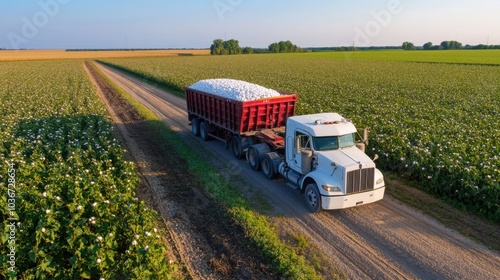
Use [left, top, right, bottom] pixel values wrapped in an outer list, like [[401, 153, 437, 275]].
[[305, 183, 322, 213]]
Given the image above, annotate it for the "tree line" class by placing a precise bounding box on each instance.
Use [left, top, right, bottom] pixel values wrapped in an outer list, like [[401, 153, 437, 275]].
[[210, 39, 302, 55], [268, 41, 302, 53], [403, 40, 500, 51], [210, 38, 500, 55], [211, 39, 248, 55]]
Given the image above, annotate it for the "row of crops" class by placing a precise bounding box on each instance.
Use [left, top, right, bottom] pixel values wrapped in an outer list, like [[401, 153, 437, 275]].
[[102, 53, 500, 221], [0, 61, 174, 278]]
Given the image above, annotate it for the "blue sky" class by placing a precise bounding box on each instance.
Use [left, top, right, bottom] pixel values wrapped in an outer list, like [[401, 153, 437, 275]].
[[1, 0, 499, 49]]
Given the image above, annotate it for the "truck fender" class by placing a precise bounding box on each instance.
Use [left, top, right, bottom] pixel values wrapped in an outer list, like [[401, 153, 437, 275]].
[[301, 170, 342, 196]]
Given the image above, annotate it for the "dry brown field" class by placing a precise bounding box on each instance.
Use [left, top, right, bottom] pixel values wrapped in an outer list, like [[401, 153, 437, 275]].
[[0, 49, 209, 61]]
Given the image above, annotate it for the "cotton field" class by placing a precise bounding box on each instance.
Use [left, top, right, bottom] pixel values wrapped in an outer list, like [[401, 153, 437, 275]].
[[0, 61, 172, 278], [102, 53, 500, 221]]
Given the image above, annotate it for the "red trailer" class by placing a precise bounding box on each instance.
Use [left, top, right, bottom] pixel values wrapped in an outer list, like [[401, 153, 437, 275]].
[[185, 86, 298, 158]]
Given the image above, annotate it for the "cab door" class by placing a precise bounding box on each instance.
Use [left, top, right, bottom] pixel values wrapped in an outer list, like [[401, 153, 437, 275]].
[[291, 130, 311, 174]]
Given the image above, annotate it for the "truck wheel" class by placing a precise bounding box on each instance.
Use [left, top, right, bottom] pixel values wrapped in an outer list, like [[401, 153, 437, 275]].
[[305, 183, 322, 213], [191, 118, 200, 136], [247, 143, 271, 171], [247, 146, 260, 171], [200, 121, 211, 141], [231, 136, 244, 159], [261, 153, 279, 179]]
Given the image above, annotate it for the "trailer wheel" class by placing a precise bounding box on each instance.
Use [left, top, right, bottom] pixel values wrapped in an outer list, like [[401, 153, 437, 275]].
[[247, 146, 260, 171], [261, 153, 279, 179], [200, 121, 211, 141], [231, 136, 244, 159], [191, 118, 200, 136], [305, 183, 322, 213]]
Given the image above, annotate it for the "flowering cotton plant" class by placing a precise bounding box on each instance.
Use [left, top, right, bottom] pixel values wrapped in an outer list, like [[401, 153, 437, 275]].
[[0, 61, 174, 278]]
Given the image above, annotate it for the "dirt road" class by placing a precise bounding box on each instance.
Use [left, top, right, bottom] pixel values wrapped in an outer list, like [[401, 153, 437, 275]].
[[86, 62, 277, 279], [94, 62, 500, 280]]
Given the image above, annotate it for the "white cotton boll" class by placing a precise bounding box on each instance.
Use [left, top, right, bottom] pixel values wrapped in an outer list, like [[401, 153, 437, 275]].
[[189, 79, 281, 101]]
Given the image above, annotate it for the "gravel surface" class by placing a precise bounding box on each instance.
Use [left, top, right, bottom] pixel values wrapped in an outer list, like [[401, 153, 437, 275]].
[[95, 62, 500, 280], [86, 62, 274, 279]]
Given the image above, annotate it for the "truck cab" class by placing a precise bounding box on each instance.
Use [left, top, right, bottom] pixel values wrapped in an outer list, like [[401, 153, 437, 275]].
[[280, 113, 385, 212]]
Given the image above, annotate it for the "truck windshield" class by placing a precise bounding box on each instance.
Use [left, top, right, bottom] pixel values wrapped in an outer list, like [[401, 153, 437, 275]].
[[313, 136, 338, 151], [313, 133, 355, 151], [339, 133, 355, 148]]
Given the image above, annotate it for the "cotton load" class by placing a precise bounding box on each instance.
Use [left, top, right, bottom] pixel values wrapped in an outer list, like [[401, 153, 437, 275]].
[[189, 79, 281, 101]]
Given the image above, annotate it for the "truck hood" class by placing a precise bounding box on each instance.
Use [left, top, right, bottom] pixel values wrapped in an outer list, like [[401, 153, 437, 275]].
[[316, 147, 375, 171]]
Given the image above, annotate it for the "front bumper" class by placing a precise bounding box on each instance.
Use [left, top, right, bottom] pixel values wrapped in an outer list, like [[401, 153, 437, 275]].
[[321, 186, 385, 210]]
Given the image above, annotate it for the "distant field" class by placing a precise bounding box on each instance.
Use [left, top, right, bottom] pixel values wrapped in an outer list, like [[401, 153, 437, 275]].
[[295, 49, 500, 65], [2, 49, 497, 64], [101, 52, 500, 221], [0, 49, 209, 61]]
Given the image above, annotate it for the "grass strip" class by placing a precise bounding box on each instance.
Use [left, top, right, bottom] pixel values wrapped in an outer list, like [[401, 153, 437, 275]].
[[96, 60, 185, 98], [90, 61, 324, 279]]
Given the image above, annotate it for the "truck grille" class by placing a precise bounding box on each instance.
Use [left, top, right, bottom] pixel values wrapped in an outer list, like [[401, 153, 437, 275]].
[[346, 168, 375, 194]]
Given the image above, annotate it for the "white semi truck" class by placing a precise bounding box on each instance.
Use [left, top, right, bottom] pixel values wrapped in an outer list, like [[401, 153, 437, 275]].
[[186, 79, 385, 212]]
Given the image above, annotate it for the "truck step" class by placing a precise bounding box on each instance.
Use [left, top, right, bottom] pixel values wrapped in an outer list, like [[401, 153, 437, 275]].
[[287, 182, 299, 190]]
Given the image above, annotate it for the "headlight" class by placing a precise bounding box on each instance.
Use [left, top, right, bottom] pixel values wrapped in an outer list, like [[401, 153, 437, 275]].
[[322, 185, 341, 192], [376, 177, 384, 185]]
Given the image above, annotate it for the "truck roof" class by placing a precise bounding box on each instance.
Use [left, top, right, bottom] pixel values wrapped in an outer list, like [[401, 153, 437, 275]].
[[289, 113, 357, 137]]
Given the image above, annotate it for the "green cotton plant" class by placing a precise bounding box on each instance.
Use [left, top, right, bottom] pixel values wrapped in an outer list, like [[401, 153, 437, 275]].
[[0, 61, 174, 279], [102, 52, 500, 222]]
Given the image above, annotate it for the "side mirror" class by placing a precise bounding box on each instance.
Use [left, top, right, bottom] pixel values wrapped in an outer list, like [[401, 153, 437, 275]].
[[363, 128, 370, 146], [356, 143, 366, 153]]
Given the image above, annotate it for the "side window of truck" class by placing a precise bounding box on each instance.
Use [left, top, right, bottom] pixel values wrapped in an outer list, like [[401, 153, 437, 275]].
[[296, 131, 311, 149]]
